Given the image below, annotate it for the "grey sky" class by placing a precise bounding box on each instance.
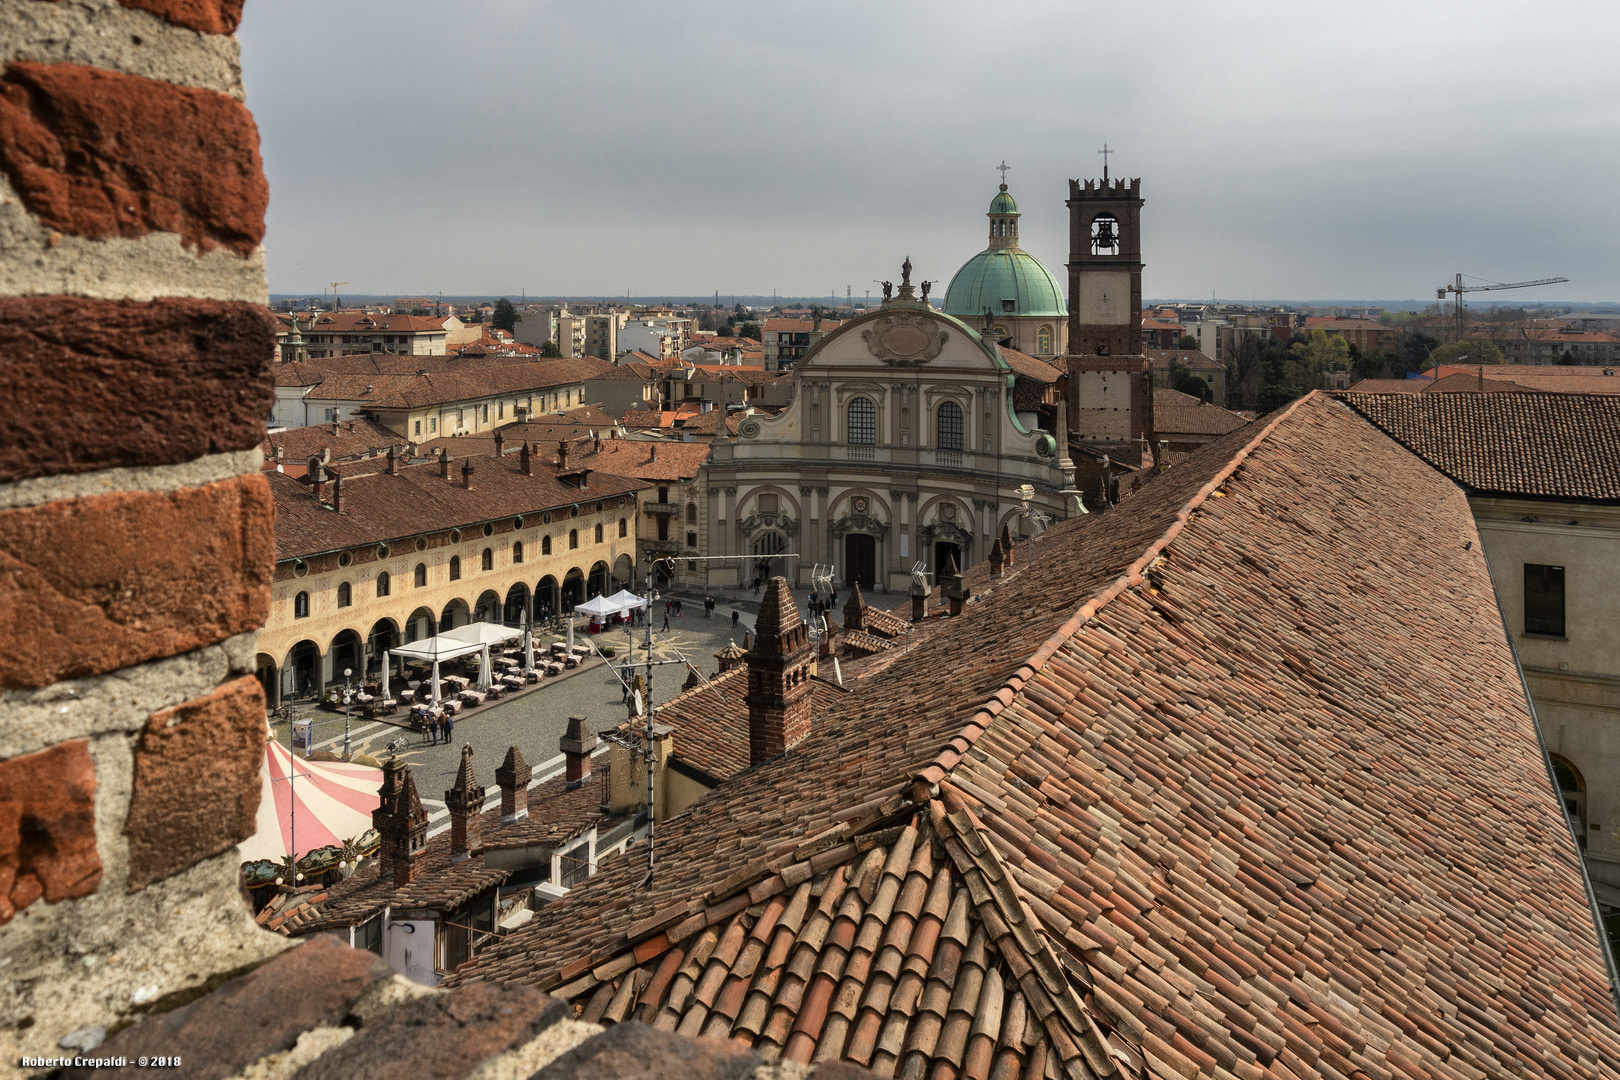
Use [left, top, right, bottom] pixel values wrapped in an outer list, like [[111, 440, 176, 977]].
[[241, 1, 1620, 304]]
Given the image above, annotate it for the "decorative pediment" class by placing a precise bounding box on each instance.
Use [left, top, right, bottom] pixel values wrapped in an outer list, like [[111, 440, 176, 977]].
[[739, 511, 798, 536], [861, 311, 949, 367], [921, 521, 973, 546], [831, 514, 889, 539]]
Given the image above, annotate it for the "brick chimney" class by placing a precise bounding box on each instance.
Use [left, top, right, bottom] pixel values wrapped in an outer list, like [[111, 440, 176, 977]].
[[374, 758, 428, 886], [842, 582, 864, 633], [988, 537, 1005, 578], [713, 641, 747, 673], [560, 715, 598, 790], [462, 459, 474, 489], [910, 571, 929, 622], [520, 441, 533, 476], [495, 745, 531, 824], [682, 664, 702, 692], [439, 447, 452, 480], [330, 472, 343, 513], [386, 445, 400, 475], [744, 578, 814, 766], [1000, 524, 1014, 566], [557, 439, 569, 470], [444, 744, 484, 863], [493, 427, 505, 457], [941, 551, 966, 617], [310, 461, 327, 504]]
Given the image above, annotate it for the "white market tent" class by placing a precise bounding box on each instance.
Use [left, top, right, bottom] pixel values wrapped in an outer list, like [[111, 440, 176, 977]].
[[575, 594, 628, 619], [386, 621, 526, 703], [606, 588, 650, 611]]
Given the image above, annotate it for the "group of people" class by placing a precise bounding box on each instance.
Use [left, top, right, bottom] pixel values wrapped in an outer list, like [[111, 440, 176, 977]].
[[425, 710, 455, 745], [807, 588, 839, 623]]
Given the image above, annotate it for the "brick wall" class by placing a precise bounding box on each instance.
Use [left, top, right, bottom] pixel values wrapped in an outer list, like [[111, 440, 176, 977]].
[[0, 0, 288, 1062]]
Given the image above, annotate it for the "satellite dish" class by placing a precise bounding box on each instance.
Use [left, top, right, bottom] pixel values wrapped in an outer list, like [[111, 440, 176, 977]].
[[630, 689, 644, 717]]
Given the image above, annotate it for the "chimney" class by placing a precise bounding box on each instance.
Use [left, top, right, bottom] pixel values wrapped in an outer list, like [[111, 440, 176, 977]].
[[493, 427, 505, 457], [560, 715, 598, 790], [439, 447, 452, 480], [462, 459, 474, 489], [443, 744, 484, 862], [649, 444, 658, 463], [744, 578, 814, 766], [386, 445, 400, 475], [593, 434, 602, 454], [941, 551, 966, 617], [310, 462, 327, 504], [909, 571, 928, 622], [520, 441, 533, 476], [714, 640, 747, 673], [557, 439, 569, 470], [331, 471, 343, 513], [988, 537, 1005, 578], [273, 444, 284, 464], [495, 745, 531, 824], [842, 582, 865, 633], [1000, 524, 1014, 566], [682, 664, 701, 691], [373, 759, 428, 886]]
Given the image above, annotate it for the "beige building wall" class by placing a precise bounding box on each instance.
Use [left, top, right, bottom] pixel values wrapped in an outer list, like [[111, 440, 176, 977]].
[[259, 494, 642, 702], [1474, 495, 1620, 900]]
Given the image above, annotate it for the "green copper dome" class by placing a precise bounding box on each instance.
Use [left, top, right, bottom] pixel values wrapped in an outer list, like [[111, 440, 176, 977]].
[[989, 184, 1018, 214], [942, 248, 1067, 319]]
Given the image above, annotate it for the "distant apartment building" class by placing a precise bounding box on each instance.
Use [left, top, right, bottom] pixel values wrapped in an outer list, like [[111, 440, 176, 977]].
[[761, 318, 841, 371], [585, 311, 627, 360], [295, 311, 451, 357], [1303, 316, 1396, 354], [1500, 328, 1620, 366], [619, 318, 690, 362]]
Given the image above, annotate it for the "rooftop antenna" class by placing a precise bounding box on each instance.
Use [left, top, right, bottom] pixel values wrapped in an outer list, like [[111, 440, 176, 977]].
[[330, 282, 348, 312], [1097, 143, 1112, 182], [1013, 484, 1051, 557]]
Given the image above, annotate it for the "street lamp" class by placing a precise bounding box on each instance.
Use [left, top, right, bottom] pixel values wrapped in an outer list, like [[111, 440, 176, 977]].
[[341, 667, 355, 762]]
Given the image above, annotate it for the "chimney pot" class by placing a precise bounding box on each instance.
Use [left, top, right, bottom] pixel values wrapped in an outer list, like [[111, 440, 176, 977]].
[[443, 745, 484, 862], [558, 439, 570, 470], [494, 428, 505, 457], [373, 759, 429, 886], [744, 578, 814, 766], [462, 459, 474, 489], [520, 441, 533, 476], [494, 745, 531, 823], [440, 448, 452, 480], [387, 445, 400, 474], [560, 715, 598, 789]]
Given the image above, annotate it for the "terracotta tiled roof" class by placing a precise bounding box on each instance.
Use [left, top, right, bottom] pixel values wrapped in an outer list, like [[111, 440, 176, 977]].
[[306, 311, 452, 334], [305, 359, 612, 409], [841, 630, 894, 656], [1345, 378, 1426, 394], [1153, 389, 1205, 408], [998, 347, 1061, 384], [270, 452, 646, 560], [479, 768, 626, 853], [452, 393, 1620, 1077], [577, 439, 711, 482], [1153, 403, 1248, 437], [1338, 391, 1620, 501], [649, 667, 844, 783], [263, 418, 410, 465]]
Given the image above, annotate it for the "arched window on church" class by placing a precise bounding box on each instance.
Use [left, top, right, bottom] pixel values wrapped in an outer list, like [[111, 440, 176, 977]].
[[847, 397, 876, 445], [1090, 213, 1120, 256], [1036, 326, 1052, 354], [936, 401, 964, 452]]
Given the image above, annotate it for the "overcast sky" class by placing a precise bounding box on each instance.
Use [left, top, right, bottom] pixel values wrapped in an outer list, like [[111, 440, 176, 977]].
[[241, 1, 1619, 304]]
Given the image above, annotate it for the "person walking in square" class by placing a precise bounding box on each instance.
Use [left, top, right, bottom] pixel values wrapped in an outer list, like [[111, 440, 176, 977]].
[[662, 607, 671, 631], [428, 714, 440, 745], [732, 608, 740, 630], [443, 712, 455, 744]]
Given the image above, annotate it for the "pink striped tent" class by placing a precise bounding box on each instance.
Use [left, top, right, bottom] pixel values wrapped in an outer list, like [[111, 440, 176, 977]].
[[237, 741, 383, 863]]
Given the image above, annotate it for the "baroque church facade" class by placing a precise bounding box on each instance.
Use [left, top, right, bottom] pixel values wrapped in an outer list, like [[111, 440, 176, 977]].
[[702, 173, 1153, 593]]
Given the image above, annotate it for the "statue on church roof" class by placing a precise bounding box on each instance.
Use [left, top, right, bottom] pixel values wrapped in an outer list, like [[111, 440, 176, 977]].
[[900, 257, 912, 288], [880, 280, 892, 301], [920, 281, 931, 302]]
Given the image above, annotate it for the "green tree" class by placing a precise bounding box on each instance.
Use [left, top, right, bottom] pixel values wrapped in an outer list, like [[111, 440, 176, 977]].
[[539, 340, 562, 358], [492, 298, 520, 334], [1256, 384, 1302, 413], [1287, 328, 1351, 391], [1169, 361, 1211, 402], [1175, 334, 1201, 351], [738, 322, 761, 340], [1426, 340, 1503, 369]]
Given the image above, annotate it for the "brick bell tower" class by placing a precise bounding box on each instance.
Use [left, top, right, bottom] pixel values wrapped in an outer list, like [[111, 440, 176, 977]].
[[1063, 160, 1154, 451], [744, 577, 815, 766]]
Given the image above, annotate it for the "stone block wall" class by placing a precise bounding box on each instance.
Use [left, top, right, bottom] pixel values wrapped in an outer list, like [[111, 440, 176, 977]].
[[0, 0, 288, 1064]]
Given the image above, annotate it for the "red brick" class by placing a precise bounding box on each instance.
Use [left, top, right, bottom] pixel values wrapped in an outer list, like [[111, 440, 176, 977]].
[[0, 474, 274, 689], [0, 297, 274, 484], [0, 740, 101, 923], [115, 0, 244, 34], [124, 677, 265, 890], [0, 61, 266, 255]]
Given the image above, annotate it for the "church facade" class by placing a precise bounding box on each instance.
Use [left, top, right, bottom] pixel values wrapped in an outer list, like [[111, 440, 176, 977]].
[[703, 268, 1080, 593]]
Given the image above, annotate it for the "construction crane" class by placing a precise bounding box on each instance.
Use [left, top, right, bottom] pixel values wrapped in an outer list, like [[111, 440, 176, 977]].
[[1437, 273, 1568, 342], [329, 282, 349, 312]]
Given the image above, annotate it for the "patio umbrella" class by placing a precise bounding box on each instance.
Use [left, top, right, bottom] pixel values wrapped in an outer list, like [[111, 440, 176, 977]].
[[237, 741, 382, 863]]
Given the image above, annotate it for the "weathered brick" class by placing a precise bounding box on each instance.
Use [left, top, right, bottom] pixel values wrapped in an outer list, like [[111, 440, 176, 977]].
[[0, 739, 100, 924], [0, 474, 273, 689], [65, 935, 392, 1080], [116, 0, 245, 34], [0, 296, 274, 484], [533, 1023, 764, 1080], [0, 61, 266, 255], [124, 676, 265, 891], [296, 981, 568, 1080]]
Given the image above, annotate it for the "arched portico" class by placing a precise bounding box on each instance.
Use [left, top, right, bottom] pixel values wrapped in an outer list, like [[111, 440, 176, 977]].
[[474, 589, 501, 623], [588, 561, 610, 598], [503, 582, 530, 626], [440, 597, 470, 632], [404, 606, 436, 643], [283, 639, 322, 702], [255, 652, 279, 711], [328, 629, 363, 686], [611, 554, 634, 590], [562, 568, 585, 610], [536, 576, 560, 621]]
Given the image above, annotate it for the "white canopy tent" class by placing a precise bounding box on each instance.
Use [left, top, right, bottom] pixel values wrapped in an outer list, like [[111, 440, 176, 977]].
[[574, 594, 627, 619], [606, 588, 650, 612], [385, 621, 525, 703]]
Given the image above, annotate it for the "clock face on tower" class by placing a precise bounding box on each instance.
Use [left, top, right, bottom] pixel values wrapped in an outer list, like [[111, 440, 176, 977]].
[[1078, 271, 1132, 324]]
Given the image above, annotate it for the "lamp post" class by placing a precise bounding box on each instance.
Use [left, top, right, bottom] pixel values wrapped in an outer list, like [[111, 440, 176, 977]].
[[341, 667, 355, 762]]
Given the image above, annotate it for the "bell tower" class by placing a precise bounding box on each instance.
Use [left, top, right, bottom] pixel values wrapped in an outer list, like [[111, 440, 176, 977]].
[[1066, 170, 1143, 358]]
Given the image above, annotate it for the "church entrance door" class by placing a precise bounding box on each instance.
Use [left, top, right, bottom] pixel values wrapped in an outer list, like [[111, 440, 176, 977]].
[[843, 534, 876, 590], [933, 542, 962, 579]]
